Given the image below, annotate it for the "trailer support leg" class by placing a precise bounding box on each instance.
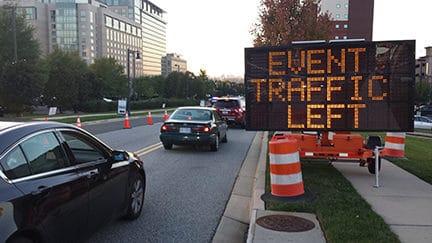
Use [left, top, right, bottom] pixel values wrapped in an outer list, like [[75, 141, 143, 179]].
[[374, 146, 384, 188]]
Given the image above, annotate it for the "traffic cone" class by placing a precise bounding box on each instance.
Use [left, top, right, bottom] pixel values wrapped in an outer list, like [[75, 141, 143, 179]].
[[76, 115, 82, 128], [163, 110, 169, 121], [124, 113, 131, 129], [147, 111, 153, 125]]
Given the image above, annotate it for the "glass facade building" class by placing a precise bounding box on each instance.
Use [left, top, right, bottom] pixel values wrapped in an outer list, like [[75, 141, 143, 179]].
[[1, 0, 167, 76], [99, 0, 167, 75]]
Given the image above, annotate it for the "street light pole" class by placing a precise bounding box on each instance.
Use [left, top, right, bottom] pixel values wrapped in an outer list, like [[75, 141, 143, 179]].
[[127, 48, 131, 116], [126, 48, 140, 116]]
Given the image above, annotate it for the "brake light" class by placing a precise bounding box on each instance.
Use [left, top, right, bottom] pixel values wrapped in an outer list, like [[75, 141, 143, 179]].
[[203, 126, 210, 132], [161, 124, 178, 131]]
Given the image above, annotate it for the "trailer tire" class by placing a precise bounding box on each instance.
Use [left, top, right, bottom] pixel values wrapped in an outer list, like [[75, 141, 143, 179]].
[[367, 157, 381, 174]]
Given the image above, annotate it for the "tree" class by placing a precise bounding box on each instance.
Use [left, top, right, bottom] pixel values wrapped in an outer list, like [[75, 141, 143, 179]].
[[44, 50, 89, 113], [133, 76, 159, 99], [0, 7, 46, 114], [251, 0, 332, 46], [89, 57, 126, 99]]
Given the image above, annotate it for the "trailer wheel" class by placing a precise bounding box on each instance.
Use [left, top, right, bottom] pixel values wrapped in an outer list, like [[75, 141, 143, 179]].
[[367, 157, 381, 174]]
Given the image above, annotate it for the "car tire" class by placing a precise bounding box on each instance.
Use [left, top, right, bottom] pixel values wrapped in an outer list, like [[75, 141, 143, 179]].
[[163, 143, 173, 150], [367, 157, 381, 174], [221, 133, 228, 143], [8, 235, 35, 243], [210, 136, 219, 151], [124, 173, 145, 220]]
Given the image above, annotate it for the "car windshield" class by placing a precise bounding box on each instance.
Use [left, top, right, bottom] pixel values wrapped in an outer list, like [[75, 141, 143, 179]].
[[171, 109, 212, 121], [214, 100, 240, 108]]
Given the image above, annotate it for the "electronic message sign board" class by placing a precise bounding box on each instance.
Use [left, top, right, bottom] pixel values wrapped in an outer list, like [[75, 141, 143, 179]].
[[244, 40, 415, 132]]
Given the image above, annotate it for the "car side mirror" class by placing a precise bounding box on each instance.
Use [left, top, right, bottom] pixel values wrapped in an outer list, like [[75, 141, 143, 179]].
[[112, 150, 129, 162]]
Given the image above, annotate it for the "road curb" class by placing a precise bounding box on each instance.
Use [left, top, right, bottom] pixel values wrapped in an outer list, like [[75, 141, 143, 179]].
[[212, 131, 266, 243]]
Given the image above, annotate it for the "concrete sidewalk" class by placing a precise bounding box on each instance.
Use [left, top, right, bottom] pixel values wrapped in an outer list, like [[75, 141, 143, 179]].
[[333, 159, 432, 243]]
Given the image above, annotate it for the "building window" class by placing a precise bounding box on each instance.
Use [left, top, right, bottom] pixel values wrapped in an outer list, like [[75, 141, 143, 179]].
[[335, 14, 340, 19], [344, 3, 349, 8], [343, 36, 347, 40], [344, 24, 348, 29], [105, 16, 112, 27], [335, 36, 339, 40], [336, 3, 341, 8], [344, 14, 348, 19], [335, 24, 340, 29]]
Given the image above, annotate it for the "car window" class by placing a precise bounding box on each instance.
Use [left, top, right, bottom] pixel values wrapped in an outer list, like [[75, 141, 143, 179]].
[[1, 146, 31, 180], [171, 109, 212, 121], [421, 117, 432, 122], [21, 132, 69, 175], [61, 131, 106, 164], [214, 100, 240, 108]]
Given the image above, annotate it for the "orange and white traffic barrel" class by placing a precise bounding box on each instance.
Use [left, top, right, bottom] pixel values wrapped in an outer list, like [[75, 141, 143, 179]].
[[269, 137, 304, 197], [381, 132, 406, 158]]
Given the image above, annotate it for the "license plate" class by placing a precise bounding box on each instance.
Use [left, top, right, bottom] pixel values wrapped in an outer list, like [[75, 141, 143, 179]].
[[222, 111, 228, 114], [180, 127, 191, 133]]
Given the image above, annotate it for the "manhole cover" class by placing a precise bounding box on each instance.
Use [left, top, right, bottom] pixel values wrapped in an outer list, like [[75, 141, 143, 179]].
[[256, 215, 315, 232]]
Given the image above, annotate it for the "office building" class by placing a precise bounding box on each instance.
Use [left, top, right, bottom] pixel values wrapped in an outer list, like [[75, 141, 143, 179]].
[[161, 53, 187, 77], [0, 0, 166, 76], [416, 46, 432, 79], [99, 0, 166, 75], [321, 0, 374, 40]]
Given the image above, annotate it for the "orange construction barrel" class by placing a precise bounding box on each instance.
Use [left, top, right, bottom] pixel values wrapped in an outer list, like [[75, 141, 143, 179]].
[[269, 137, 304, 197]]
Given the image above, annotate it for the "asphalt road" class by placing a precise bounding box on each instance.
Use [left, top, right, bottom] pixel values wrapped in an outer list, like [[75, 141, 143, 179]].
[[82, 120, 256, 243]]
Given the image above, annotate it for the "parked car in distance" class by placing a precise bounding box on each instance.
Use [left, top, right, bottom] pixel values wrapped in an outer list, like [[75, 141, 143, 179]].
[[213, 97, 245, 128], [159, 106, 228, 151], [414, 115, 432, 130], [0, 121, 146, 243], [418, 105, 432, 118]]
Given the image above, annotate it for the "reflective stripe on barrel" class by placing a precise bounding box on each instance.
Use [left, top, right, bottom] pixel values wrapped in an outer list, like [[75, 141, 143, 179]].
[[382, 132, 406, 158]]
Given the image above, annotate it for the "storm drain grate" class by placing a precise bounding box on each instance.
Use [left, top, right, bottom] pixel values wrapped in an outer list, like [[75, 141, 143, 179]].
[[256, 215, 315, 232]]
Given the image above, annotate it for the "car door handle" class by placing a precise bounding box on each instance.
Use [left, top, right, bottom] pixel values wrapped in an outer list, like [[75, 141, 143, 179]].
[[31, 185, 50, 196], [84, 169, 99, 179]]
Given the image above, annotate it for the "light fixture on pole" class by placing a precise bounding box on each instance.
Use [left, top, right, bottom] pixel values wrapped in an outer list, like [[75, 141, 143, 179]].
[[126, 48, 140, 116]]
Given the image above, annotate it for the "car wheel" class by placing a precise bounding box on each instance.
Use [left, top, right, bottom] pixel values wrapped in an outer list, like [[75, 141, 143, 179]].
[[163, 143, 173, 150], [210, 136, 219, 151], [8, 235, 35, 243], [367, 157, 381, 174], [221, 133, 228, 143], [124, 173, 145, 220]]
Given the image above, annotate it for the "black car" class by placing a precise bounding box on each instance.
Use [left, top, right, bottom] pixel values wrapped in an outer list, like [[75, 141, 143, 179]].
[[159, 106, 228, 151], [0, 121, 146, 243]]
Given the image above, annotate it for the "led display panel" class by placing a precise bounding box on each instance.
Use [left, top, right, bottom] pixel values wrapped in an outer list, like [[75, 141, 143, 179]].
[[245, 40, 415, 131]]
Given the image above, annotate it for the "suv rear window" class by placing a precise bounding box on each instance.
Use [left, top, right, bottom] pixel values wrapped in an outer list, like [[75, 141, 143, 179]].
[[214, 100, 240, 108]]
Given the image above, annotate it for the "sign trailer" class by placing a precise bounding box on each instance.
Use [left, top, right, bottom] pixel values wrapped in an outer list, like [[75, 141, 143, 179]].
[[244, 40, 415, 174]]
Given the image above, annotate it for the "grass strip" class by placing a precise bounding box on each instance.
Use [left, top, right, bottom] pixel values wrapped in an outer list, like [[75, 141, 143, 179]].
[[387, 136, 432, 184], [265, 159, 400, 243]]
